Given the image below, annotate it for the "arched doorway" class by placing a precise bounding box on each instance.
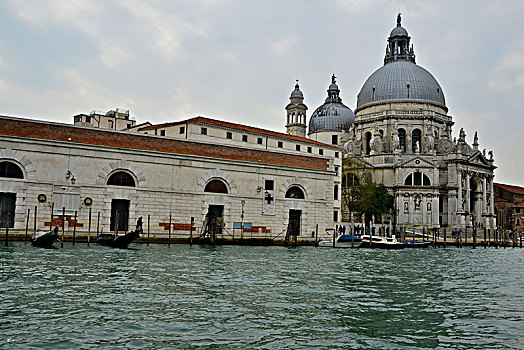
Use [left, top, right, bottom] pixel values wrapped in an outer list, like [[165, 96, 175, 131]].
[[365, 132, 372, 155], [469, 176, 482, 225]]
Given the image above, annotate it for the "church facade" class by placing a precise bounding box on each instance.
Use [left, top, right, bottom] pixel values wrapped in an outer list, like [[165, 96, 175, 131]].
[[341, 15, 496, 230]]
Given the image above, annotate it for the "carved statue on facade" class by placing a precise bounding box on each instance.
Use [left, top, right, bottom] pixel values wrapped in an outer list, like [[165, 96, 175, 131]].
[[414, 195, 421, 210], [370, 128, 383, 154], [425, 125, 435, 153], [415, 140, 420, 153]]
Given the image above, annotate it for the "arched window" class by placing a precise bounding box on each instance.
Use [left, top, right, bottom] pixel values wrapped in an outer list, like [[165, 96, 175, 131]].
[[412, 129, 422, 152], [107, 171, 136, 187], [204, 179, 228, 194], [365, 132, 372, 155], [285, 186, 305, 199], [0, 161, 23, 179], [334, 185, 339, 200], [404, 171, 431, 186], [398, 128, 406, 151]]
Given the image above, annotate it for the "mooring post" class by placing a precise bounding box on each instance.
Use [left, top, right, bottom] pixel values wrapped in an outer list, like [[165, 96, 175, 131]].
[[483, 227, 487, 248], [473, 224, 476, 249], [33, 206, 37, 241], [50, 202, 54, 232], [147, 214, 150, 246], [25, 208, 30, 244], [189, 217, 194, 246], [96, 212, 100, 240], [315, 223, 318, 247], [168, 214, 172, 247], [61, 207, 65, 248], [333, 225, 336, 248], [520, 233, 522, 248], [72, 210, 77, 245], [443, 228, 446, 248], [87, 207, 92, 246], [4, 211, 10, 247]]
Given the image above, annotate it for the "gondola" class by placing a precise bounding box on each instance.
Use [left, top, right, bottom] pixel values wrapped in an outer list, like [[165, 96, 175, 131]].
[[31, 226, 59, 248], [97, 217, 143, 249]]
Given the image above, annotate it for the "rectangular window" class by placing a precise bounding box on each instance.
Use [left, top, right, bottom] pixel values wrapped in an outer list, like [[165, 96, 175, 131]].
[[160, 130, 166, 136], [517, 208, 521, 214], [86, 116, 91, 123], [414, 172, 422, 186], [319, 149, 324, 155], [335, 166, 339, 175], [517, 218, 521, 227], [201, 127, 207, 135], [278, 141, 283, 148], [296, 145, 301, 151], [257, 137, 263, 144], [265, 179, 274, 191], [180, 126, 185, 134], [333, 210, 338, 222], [226, 132, 232, 139], [242, 135, 248, 142], [335, 152, 339, 158], [307, 146, 312, 153], [332, 135, 338, 145]]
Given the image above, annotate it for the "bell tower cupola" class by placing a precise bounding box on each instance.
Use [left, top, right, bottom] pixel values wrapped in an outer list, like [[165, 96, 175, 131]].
[[285, 79, 308, 138]]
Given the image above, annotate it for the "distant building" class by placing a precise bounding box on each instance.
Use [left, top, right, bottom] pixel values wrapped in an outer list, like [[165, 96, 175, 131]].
[[494, 183, 524, 234], [73, 108, 135, 130]]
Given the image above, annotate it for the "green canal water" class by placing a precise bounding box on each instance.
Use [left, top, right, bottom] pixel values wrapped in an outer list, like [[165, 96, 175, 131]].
[[1, 243, 523, 349]]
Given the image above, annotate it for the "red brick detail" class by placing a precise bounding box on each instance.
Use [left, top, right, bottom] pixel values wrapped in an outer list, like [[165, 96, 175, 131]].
[[44, 216, 84, 228], [159, 223, 192, 231], [141, 116, 338, 149], [0, 118, 329, 171], [242, 226, 271, 234]]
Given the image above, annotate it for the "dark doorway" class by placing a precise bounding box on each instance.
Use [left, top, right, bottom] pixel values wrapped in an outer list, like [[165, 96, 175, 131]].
[[288, 210, 302, 236], [0, 193, 16, 228], [204, 205, 224, 237], [111, 199, 130, 232]]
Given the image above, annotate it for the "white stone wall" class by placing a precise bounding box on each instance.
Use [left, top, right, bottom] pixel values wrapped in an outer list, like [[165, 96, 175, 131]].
[[1, 136, 336, 240]]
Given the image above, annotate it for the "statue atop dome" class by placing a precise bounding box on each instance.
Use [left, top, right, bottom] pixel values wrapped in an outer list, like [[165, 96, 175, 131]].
[[397, 13, 401, 27]]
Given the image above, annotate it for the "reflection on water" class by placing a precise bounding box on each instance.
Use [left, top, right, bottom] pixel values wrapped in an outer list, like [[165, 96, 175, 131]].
[[1, 243, 523, 349]]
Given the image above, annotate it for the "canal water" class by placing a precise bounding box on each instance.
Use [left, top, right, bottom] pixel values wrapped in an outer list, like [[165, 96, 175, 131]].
[[1, 243, 523, 349]]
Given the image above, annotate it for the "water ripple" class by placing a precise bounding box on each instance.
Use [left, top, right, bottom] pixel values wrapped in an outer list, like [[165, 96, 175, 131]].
[[1, 243, 523, 349]]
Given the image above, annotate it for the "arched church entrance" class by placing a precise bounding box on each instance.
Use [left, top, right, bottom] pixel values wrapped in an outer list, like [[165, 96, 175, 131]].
[[469, 176, 482, 225]]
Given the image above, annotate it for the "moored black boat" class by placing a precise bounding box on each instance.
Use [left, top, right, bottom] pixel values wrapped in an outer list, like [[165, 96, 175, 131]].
[[31, 226, 59, 248], [98, 217, 143, 249], [403, 240, 432, 248]]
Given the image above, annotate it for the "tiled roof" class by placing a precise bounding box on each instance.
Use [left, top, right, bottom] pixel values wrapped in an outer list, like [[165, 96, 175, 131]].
[[494, 196, 509, 202], [494, 183, 524, 195], [140, 116, 338, 149]]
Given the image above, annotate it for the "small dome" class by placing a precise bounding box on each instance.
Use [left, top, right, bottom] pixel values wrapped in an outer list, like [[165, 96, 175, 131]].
[[309, 103, 355, 135], [356, 60, 445, 110], [390, 26, 408, 37], [290, 82, 303, 98], [309, 75, 354, 134]]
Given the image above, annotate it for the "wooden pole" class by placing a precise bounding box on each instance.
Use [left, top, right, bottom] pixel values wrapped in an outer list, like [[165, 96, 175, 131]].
[[96, 212, 100, 240], [189, 217, 194, 246], [483, 227, 487, 248], [168, 214, 172, 246], [50, 202, 54, 231], [4, 210, 9, 247], [72, 210, 77, 245], [147, 214, 150, 246], [315, 223, 319, 247], [33, 206, 37, 241], [25, 208, 30, 244], [443, 228, 446, 247], [61, 206, 65, 247], [87, 207, 92, 246]]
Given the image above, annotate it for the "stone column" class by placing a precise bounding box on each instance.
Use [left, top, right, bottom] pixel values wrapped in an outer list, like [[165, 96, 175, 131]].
[[482, 174, 487, 215], [465, 171, 470, 215], [457, 170, 463, 213]]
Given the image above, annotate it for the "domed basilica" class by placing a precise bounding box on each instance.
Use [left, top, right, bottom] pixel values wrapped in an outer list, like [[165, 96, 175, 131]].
[[287, 14, 496, 230]]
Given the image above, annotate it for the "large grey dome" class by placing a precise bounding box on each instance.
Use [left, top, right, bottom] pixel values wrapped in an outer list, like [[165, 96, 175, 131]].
[[309, 75, 355, 135], [356, 61, 445, 110]]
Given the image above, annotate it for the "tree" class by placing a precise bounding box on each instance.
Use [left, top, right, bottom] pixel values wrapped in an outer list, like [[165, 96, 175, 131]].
[[352, 182, 394, 225], [342, 156, 371, 222]]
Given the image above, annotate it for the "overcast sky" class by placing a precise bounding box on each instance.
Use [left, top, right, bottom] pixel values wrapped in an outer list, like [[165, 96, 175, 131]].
[[0, 0, 523, 185]]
